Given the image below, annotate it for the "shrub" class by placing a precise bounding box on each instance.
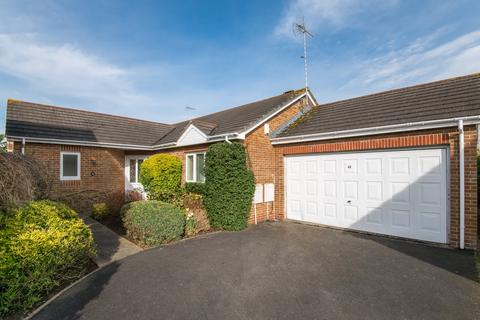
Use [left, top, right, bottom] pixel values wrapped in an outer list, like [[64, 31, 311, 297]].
[[0, 153, 52, 211], [91, 202, 109, 220], [54, 189, 124, 217], [203, 142, 255, 231], [184, 211, 197, 237], [185, 182, 205, 195], [0, 200, 95, 315], [139, 154, 182, 203], [126, 189, 144, 202], [182, 193, 210, 232], [121, 200, 185, 247]]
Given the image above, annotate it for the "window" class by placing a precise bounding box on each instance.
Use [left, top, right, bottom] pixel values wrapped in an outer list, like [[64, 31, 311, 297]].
[[186, 152, 206, 182], [128, 158, 145, 184], [60, 152, 80, 180]]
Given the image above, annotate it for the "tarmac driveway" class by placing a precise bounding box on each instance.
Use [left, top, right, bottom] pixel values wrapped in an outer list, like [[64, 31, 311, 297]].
[[32, 222, 480, 320]]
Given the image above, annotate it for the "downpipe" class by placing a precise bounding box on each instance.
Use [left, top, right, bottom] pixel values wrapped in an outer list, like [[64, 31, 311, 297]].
[[458, 120, 465, 249]]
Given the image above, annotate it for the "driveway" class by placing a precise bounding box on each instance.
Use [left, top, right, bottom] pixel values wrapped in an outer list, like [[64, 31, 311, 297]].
[[32, 222, 480, 320]]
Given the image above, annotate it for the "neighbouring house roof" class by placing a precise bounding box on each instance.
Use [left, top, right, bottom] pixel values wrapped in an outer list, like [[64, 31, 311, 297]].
[[274, 73, 480, 141], [6, 88, 309, 149]]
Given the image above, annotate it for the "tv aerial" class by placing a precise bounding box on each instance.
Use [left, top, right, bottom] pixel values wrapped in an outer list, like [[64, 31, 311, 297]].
[[293, 18, 314, 88]]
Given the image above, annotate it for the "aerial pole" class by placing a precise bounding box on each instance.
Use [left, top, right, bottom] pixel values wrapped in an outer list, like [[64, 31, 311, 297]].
[[294, 18, 314, 89]]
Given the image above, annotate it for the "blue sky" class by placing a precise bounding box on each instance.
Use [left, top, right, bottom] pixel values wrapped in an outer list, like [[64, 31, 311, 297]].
[[1, 0, 480, 134]]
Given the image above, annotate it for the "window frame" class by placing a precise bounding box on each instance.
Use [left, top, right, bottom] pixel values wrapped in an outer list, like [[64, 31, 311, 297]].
[[185, 152, 206, 183], [128, 157, 146, 184], [60, 151, 81, 181]]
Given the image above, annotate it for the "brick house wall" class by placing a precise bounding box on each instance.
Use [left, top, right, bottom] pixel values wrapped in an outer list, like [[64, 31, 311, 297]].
[[127, 95, 312, 224], [273, 126, 478, 249], [13, 142, 125, 214], [244, 96, 312, 224]]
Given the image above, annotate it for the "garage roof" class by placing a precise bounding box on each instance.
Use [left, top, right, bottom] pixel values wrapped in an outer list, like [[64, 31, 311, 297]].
[[275, 73, 480, 139]]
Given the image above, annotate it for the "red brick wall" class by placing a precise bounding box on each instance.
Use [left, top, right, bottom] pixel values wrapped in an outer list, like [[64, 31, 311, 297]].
[[245, 96, 312, 223], [273, 126, 478, 249], [13, 142, 125, 214], [127, 95, 313, 225]]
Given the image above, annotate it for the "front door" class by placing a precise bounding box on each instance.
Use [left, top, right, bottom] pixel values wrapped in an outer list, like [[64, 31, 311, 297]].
[[125, 155, 148, 197]]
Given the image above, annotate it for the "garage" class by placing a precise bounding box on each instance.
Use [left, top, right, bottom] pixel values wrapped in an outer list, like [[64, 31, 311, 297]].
[[285, 148, 448, 243]]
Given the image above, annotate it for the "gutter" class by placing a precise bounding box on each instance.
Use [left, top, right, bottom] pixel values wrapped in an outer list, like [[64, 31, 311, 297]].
[[6, 132, 244, 151], [271, 115, 480, 145], [7, 136, 177, 151]]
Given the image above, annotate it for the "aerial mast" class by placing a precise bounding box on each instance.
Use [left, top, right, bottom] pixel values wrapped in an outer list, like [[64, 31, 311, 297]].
[[294, 18, 314, 88]]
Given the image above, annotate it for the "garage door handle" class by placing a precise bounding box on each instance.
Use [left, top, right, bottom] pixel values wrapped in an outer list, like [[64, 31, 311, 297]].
[[346, 200, 351, 204]]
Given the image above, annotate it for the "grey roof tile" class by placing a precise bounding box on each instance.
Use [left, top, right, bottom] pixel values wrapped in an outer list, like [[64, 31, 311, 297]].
[[6, 100, 174, 146], [6, 89, 306, 147], [277, 73, 480, 138]]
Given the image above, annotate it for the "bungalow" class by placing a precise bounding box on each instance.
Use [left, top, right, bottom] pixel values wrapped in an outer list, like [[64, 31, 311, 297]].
[[5, 73, 479, 249], [5, 88, 316, 225]]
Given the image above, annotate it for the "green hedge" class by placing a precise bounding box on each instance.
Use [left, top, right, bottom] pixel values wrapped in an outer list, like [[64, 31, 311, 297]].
[[139, 154, 182, 203], [121, 200, 185, 247], [185, 182, 205, 195], [203, 142, 255, 231], [0, 200, 95, 315]]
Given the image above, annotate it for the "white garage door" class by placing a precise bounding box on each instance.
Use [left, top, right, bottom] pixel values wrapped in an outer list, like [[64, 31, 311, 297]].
[[285, 148, 448, 243]]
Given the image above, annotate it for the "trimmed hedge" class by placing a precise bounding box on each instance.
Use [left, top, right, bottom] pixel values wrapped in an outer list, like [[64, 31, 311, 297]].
[[139, 154, 182, 203], [121, 200, 185, 247], [203, 142, 255, 231], [0, 200, 95, 315], [185, 182, 205, 195]]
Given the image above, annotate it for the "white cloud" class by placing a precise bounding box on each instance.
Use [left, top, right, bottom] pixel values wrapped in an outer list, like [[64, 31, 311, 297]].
[[346, 30, 480, 90], [275, 0, 398, 38], [0, 33, 156, 113]]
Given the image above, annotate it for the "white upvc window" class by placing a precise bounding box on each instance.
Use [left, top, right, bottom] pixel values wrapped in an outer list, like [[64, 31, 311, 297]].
[[128, 158, 146, 184], [60, 152, 81, 180], [186, 152, 206, 183]]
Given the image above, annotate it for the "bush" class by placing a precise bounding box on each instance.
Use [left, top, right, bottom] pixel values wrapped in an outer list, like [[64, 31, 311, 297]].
[[121, 200, 185, 247], [185, 211, 197, 237], [0, 200, 95, 315], [203, 142, 255, 231], [91, 202, 109, 220], [126, 189, 144, 202], [139, 154, 182, 203], [185, 182, 205, 195], [0, 153, 52, 211], [182, 193, 210, 233]]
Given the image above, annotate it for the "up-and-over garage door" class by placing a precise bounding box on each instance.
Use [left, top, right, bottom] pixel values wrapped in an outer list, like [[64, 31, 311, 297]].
[[285, 148, 448, 243]]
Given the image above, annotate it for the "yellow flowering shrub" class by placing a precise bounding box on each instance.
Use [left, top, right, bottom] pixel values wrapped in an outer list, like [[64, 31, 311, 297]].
[[0, 200, 95, 315]]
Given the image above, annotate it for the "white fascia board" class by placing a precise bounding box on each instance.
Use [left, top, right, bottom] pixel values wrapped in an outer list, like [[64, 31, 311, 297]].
[[6, 132, 243, 151], [271, 116, 480, 145], [240, 92, 311, 137], [7, 136, 176, 150]]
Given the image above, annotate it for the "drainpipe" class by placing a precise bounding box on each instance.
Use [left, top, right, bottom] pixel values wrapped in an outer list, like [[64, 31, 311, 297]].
[[458, 120, 465, 249], [21, 138, 26, 155], [225, 135, 232, 144]]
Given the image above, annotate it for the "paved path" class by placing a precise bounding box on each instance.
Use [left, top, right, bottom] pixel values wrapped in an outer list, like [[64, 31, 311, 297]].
[[81, 215, 142, 267], [33, 222, 480, 320]]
